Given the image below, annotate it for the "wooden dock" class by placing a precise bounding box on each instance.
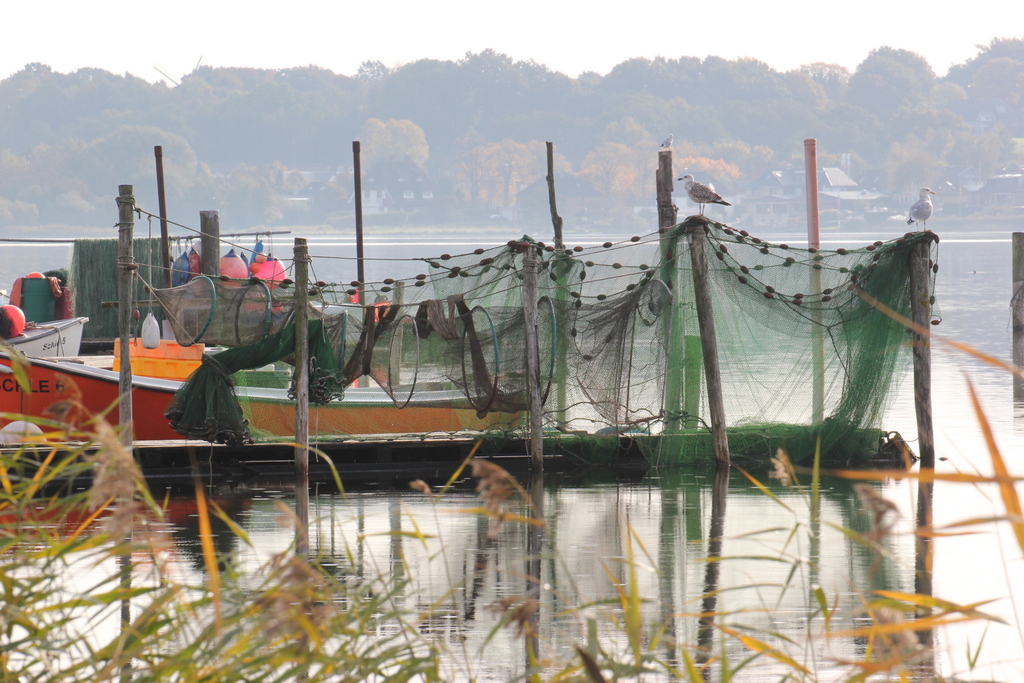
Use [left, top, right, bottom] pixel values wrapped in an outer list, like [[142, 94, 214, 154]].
[[5, 432, 649, 491]]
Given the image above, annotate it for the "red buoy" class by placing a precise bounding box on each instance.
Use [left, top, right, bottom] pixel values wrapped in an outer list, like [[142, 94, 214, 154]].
[[0, 305, 26, 338]]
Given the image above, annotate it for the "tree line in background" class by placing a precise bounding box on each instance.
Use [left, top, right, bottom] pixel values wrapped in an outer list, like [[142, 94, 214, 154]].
[[0, 38, 1023, 229]]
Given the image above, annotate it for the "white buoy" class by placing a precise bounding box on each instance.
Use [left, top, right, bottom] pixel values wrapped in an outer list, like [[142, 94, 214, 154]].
[[0, 420, 44, 445], [141, 310, 161, 349]]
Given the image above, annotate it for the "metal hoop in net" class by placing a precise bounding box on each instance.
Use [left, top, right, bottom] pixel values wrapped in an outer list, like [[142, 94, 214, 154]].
[[233, 279, 272, 345], [460, 305, 500, 414], [388, 314, 420, 409], [537, 295, 557, 402], [178, 275, 216, 347]]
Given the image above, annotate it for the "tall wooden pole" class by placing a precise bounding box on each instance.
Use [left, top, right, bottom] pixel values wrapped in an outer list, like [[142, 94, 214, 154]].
[[909, 238, 935, 469], [1013, 232, 1024, 400], [546, 142, 564, 251], [687, 221, 730, 467], [352, 141, 366, 287], [523, 248, 544, 467], [546, 142, 569, 428], [293, 238, 310, 556], [154, 146, 171, 288], [199, 210, 220, 276], [804, 139, 825, 424], [116, 185, 135, 450], [115, 189, 137, 680], [803, 140, 821, 248], [657, 151, 687, 434], [657, 150, 677, 228]]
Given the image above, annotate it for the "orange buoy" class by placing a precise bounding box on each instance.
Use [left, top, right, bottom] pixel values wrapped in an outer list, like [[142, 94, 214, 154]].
[[256, 257, 286, 283], [25, 272, 44, 279]]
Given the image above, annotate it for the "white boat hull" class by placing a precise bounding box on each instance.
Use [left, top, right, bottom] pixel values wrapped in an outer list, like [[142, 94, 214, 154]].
[[4, 317, 88, 357]]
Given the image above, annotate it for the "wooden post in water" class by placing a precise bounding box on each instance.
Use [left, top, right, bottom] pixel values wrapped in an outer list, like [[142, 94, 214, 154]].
[[116, 185, 135, 450], [352, 141, 369, 388], [352, 141, 366, 287], [657, 150, 686, 433], [546, 142, 569, 428], [546, 142, 564, 251], [199, 210, 220, 276], [523, 248, 544, 467], [804, 139, 826, 424], [687, 219, 730, 466], [154, 146, 171, 288], [1013, 233, 1024, 400], [115, 185, 137, 676], [293, 238, 311, 556], [908, 238, 935, 469]]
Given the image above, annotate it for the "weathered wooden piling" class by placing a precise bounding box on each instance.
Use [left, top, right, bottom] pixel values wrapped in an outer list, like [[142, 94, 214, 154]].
[[116, 185, 135, 449], [352, 141, 366, 286], [1013, 232, 1024, 400], [657, 151, 682, 432], [908, 238, 935, 469], [686, 219, 730, 466], [153, 146, 171, 288], [293, 238, 311, 555], [522, 249, 544, 467], [547, 142, 569, 428], [546, 141, 564, 251], [115, 185, 137, 662], [199, 210, 220, 276]]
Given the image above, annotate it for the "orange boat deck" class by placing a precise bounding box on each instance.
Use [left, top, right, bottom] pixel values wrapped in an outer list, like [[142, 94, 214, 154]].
[[0, 352, 522, 443]]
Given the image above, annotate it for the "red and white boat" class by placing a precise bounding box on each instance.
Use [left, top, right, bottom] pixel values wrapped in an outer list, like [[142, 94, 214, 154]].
[[0, 351, 519, 442], [3, 317, 89, 357]]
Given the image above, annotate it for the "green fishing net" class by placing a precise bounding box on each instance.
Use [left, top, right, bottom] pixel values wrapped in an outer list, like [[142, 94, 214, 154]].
[[164, 319, 346, 443], [157, 221, 936, 465]]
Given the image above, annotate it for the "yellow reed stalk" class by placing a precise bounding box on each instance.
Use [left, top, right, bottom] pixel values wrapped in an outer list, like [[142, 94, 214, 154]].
[[64, 495, 115, 544], [193, 473, 222, 629], [966, 378, 1024, 554], [24, 447, 58, 499], [433, 437, 484, 501]]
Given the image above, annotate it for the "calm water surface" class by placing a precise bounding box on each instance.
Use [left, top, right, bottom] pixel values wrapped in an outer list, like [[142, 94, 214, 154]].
[[6, 224, 1024, 679]]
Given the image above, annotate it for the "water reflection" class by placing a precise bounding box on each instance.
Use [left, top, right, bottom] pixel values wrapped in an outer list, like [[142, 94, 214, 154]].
[[915, 476, 936, 678], [697, 468, 728, 679], [526, 467, 543, 672], [154, 467, 927, 680]]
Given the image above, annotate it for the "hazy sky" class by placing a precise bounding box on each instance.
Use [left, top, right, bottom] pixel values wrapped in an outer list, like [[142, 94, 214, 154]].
[[3, 0, 1018, 83]]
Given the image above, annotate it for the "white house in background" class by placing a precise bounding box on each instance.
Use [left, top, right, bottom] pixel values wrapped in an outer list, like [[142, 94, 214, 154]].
[[735, 166, 873, 229], [348, 158, 435, 215]]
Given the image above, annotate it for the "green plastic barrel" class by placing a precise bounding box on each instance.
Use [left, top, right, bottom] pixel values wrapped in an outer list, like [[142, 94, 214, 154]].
[[20, 278, 55, 323]]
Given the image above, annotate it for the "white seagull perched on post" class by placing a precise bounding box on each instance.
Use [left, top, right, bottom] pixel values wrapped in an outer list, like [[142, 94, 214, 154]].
[[660, 134, 674, 149], [907, 187, 936, 227], [678, 174, 731, 216]]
